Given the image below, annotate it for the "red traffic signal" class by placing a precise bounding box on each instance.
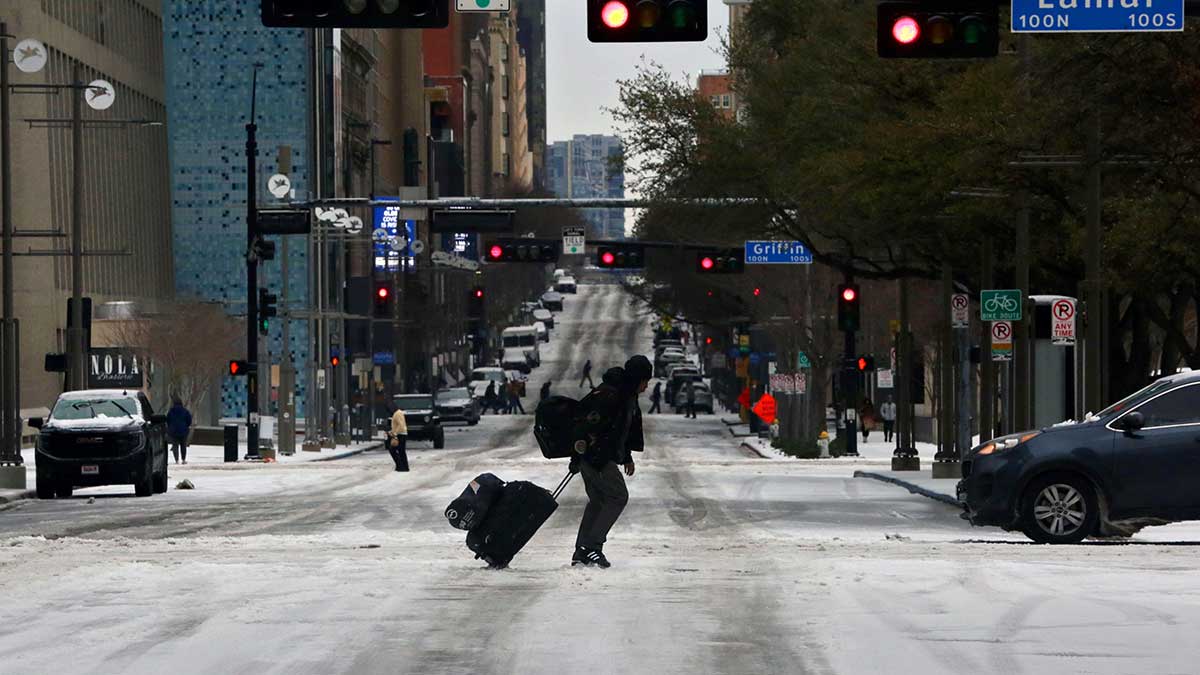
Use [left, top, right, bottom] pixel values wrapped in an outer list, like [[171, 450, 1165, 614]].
[[705, 337, 713, 345], [877, 1, 998, 59], [488, 244, 504, 261], [589, 0, 706, 43], [601, 251, 616, 266], [753, 287, 762, 297], [837, 283, 861, 332], [856, 356, 877, 372], [700, 256, 714, 271], [376, 286, 390, 300], [473, 287, 484, 299], [330, 355, 340, 367], [601, 0, 629, 27], [696, 250, 744, 274], [597, 244, 645, 269], [229, 360, 249, 376], [841, 286, 857, 303], [892, 15, 920, 43]]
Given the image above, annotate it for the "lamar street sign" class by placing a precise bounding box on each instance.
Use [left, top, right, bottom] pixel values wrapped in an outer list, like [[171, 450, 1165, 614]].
[[1011, 0, 1184, 33]]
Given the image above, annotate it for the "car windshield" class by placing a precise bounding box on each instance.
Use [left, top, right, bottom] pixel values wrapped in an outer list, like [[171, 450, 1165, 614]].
[[438, 388, 470, 401], [472, 369, 505, 383], [51, 397, 139, 421], [1093, 379, 1179, 419], [394, 396, 434, 410]]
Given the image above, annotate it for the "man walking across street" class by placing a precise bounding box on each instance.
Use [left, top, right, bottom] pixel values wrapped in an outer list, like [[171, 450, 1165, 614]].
[[571, 355, 651, 569], [540, 380, 552, 402], [579, 359, 595, 389], [880, 395, 897, 443], [388, 405, 409, 472], [166, 396, 192, 465], [508, 380, 526, 414], [648, 382, 662, 414], [684, 380, 697, 419]]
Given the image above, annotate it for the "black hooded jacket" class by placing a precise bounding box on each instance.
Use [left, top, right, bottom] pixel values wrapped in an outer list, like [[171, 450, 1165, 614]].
[[579, 366, 644, 467]]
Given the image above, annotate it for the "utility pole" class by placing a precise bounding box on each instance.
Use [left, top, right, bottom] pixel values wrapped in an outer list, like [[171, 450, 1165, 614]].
[[842, 273, 858, 458], [1084, 113, 1104, 414], [933, 263, 960, 477], [68, 66, 84, 390], [244, 64, 262, 460], [979, 236, 995, 442], [892, 252, 918, 470], [1014, 198, 1031, 431], [0, 22, 21, 487]]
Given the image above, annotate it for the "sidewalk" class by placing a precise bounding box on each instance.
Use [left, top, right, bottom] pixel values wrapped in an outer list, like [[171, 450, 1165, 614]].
[[0, 438, 382, 506]]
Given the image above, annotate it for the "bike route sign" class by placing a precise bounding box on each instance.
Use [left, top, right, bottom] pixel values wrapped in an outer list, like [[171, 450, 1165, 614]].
[[1011, 0, 1184, 34], [981, 289, 1022, 322]]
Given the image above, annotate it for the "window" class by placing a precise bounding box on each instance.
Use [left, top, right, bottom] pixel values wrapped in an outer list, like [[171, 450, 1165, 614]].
[[502, 113, 510, 137], [722, 94, 732, 108], [1130, 384, 1200, 428], [710, 95, 719, 106]]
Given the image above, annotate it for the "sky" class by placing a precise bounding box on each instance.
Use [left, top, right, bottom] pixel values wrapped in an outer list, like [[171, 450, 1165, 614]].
[[545, 0, 731, 142]]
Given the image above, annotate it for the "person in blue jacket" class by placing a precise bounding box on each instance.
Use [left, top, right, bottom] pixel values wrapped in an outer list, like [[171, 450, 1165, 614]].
[[166, 396, 193, 465]]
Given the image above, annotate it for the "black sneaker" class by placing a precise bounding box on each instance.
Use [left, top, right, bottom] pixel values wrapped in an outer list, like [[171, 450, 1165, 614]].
[[572, 547, 611, 568]]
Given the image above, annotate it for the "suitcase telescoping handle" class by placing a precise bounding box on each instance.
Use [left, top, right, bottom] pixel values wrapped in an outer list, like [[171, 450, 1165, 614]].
[[552, 469, 574, 500]]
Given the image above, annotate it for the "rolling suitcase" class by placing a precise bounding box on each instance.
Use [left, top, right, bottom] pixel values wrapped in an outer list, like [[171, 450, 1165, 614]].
[[465, 471, 573, 569]]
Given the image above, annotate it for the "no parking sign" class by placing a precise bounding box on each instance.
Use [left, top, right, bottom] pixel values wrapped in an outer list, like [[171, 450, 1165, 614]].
[[1051, 298, 1076, 346]]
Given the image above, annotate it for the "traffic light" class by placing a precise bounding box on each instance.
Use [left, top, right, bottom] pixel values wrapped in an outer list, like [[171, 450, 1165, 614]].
[[468, 286, 485, 318], [261, 0, 450, 28], [596, 243, 646, 269], [588, 0, 707, 42], [752, 287, 762, 298], [229, 360, 250, 376], [258, 287, 278, 335], [837, 284, 861, 332], [695, 249, 744, 274], [482, 238, 559, 264], [373, 282, 392, 317], [330, 355, 340, 367], [856, 355, 877, 372], [877, 1, 998, 58]]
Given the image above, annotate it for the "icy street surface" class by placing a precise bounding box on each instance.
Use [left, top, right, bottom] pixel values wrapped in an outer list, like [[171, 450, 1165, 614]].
[[3, 284, 1200, 675]]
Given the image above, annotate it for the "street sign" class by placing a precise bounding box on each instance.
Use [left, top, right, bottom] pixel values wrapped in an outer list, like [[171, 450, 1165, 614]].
[[991, 321, 1014, 362], [770, 374, 794, 394], [457, 0, 510, 10], [981, 289, 1022, 322], [877, 369, 895, 389], [951, 293, 970, 328], [794, 371, 807, 395], [744, 240, 813, 264], [1051, 298, 1077, 346], [738, 333, 750, 355], [797, 351, 811, 369], [752, 394, 778, 425], [562, 226, 586, 255], [267, 173, 291, 199], [1011, 0, 1183, 33]]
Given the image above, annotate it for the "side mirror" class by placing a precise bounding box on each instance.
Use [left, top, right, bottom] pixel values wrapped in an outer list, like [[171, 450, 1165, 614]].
[[27, 417, 43, 429], [1121, 411, 1145, 432], [150, 413, 168, 425]]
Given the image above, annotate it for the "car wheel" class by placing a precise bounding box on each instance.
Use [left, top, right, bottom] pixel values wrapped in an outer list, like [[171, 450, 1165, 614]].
[[434, 429, 446, 449], [55, 484, 73, 499], [152, 462, 168, 494], [1019, 473, 1098, 544], [36, 473, 55, 500], [134, 456, 153, 497], [468, 418, 479, 426]]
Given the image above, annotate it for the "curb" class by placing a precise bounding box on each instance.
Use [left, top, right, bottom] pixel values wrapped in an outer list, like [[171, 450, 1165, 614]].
[[310, 442, 384, 463], [0, 489, 34, 508], [739, 441, 769, 459], [853, 470, 961, 508]]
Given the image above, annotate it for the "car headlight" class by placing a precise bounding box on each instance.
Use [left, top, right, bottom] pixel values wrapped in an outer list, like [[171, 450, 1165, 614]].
[[424, 415, 431, 423], [976, 431, 1040, 456]]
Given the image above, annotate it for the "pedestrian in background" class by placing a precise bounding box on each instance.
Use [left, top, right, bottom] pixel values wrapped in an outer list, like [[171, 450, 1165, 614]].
[[508, 380, 526, 414], [580, 359, 595, 389], [483, 381, 497, 415], [648, 382, 662, 414], [859, 397, 876, 442], [880, 396, 897, 443], [684, 380, 697, 419], [388, 405, 409, 472], [540, 380, 552, 402], [166, 396, 192, 465]]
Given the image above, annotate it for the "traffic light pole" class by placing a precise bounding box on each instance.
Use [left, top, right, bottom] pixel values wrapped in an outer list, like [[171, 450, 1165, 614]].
[[843, 325, 858, 457], [244, 66, 261, 461], [0, 23, 21, 484]]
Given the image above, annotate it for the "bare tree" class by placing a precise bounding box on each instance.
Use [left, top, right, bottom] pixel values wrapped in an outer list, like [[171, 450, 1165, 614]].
[[109, 301, 242, 411]]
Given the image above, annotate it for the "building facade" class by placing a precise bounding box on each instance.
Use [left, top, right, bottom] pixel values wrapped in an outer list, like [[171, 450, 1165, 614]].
[[546, 135, 625, 240], [697, 69, 736, 121], [0, 0, 173, 414]]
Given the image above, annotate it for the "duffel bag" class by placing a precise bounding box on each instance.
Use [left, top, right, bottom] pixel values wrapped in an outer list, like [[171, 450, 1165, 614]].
[[445, 473, 506, 531]]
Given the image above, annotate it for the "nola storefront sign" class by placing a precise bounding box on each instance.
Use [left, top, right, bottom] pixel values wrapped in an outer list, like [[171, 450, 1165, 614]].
[[88, 348, 143, 388]]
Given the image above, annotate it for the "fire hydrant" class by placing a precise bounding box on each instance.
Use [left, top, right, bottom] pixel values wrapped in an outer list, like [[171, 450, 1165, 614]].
[[817, 430, 831, 458]]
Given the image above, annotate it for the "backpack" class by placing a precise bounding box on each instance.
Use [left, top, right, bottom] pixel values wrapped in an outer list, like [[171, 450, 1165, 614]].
[[444, 473, 506, 531], [534, 390, 615, 460]]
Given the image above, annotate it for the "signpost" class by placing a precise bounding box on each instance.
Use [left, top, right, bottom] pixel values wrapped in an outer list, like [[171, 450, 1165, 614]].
[[457, 0, 510, 10], [991, 321, 1014, 362], [1011, 0, 1184, 33], [797, 351, 811, 369], [562, 226, 586, 255], [794, 371, 807, 395], [877, 369, 895, 389], [744, 240, 813, 264], [951, 293, 969, 328], [769, 374, 794, 394], [1051, 297, 1077, 346], [981, 289, 1022, 322]]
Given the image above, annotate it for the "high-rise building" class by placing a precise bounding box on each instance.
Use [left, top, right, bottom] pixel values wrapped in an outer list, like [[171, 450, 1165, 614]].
[[516, 0, 546, 191], [0, 0, 173, 412], [546, 135, 625, 240]]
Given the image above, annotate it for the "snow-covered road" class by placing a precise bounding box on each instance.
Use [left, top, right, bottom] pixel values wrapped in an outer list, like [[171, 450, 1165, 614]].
[[2, 284, 1200, 674]]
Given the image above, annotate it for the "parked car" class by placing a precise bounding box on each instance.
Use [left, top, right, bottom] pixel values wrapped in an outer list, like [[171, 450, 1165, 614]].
[[502, 326, 541, 367], [30, 389, 170, 499], [541, 291, 564, 311], [436, 387, 481, 426], [521, 301, 543, 314], [655, 350, 687, 378], [501, 347, 534, 374], [534, 320, 549, 343], [553, 268, 567, 279], [665, 368, 702, 405], [382, 394, 444, 448], [958, 370, 1200, 544], [555, 276, 578, 294], [672, 381, 714, 415], [532, 307, 554, 329], [654, 339, 684, 356], [467, 367, 509, 399]]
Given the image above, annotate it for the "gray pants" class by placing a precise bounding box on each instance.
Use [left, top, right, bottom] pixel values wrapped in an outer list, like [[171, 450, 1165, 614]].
[[576, 460, 628, 550]]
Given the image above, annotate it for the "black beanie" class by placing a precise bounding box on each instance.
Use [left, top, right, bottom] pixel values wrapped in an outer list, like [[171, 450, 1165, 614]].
[[624, 355, 652, 383]]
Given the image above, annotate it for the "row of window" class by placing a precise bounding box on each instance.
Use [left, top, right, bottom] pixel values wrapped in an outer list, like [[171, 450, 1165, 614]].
[[710, 94, 734, 109]]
